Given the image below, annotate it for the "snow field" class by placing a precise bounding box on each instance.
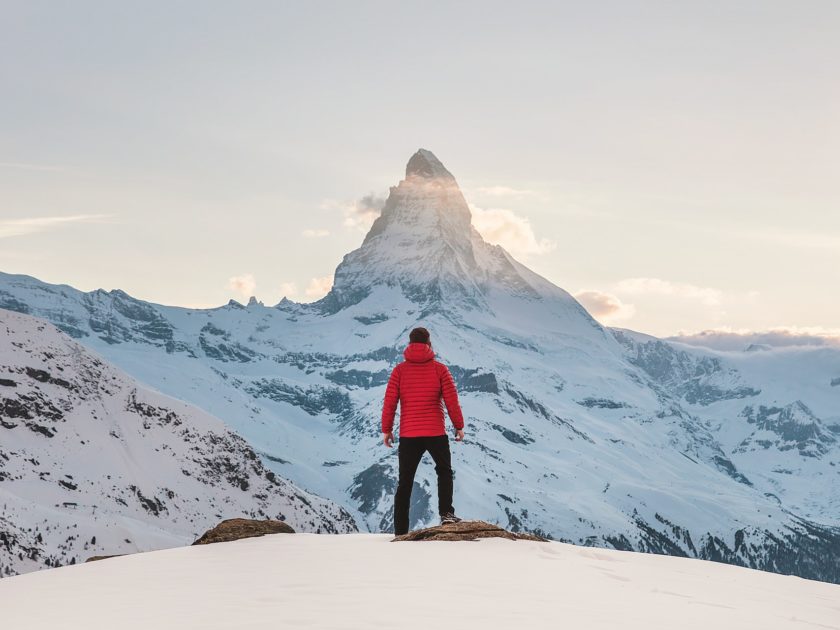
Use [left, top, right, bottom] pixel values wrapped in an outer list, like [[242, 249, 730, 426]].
[[1, 534, 838, 630]]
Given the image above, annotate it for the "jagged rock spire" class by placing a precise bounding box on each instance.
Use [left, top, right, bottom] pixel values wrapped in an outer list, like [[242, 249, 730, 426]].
[[405, 149, 455, 181], [320, 149, 550, 313]]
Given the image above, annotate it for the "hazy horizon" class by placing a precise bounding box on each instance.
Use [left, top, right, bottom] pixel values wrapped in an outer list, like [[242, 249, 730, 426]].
[[2, 2, 838, 340]]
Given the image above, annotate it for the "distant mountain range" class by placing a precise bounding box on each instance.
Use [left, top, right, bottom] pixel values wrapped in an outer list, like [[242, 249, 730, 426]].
[[1, 149, 838, 581]]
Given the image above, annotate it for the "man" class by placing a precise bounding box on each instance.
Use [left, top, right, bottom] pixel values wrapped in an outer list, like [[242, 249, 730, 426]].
[[382, 327, 465, 535]]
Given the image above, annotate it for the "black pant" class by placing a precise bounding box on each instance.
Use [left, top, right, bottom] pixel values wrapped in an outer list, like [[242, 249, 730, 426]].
[[394, 435, 454, 535]]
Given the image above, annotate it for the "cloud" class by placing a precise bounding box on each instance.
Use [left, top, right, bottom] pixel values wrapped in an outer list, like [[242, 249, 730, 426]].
[[272, 278, 331, 303], [278, 281, 298, 298], [0, 161, 64, 172], [615, 277, 722, 307], [227, 273, 257, 297], [750, 228, 840, 250], [668, 327, 840, 351], [0, 214, 111, 239], [470, 206, 555, 257], [302, 229, 330, 238], [471, 185, 539, 198], [574, 290, 636, 324], [304, 275, 333, 300], [340, 194, 386, 231]]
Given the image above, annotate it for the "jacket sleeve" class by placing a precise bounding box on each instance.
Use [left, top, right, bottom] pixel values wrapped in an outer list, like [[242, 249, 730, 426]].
[[381, 365, 401, 433], [439, 365, 465, 430]]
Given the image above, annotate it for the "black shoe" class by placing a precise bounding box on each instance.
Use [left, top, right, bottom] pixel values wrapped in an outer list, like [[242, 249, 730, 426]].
[[440, 512, 461, 525]]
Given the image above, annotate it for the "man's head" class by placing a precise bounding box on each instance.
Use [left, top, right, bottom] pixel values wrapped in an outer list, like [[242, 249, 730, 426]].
[[409, 327, 431, 345]]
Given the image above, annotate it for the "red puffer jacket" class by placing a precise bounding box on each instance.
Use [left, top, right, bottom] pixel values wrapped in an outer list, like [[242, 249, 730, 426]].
[[381, 343, 465, 437]]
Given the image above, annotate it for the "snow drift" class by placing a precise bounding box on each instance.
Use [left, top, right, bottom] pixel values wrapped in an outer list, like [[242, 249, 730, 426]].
[[1, 534, 838, 630]]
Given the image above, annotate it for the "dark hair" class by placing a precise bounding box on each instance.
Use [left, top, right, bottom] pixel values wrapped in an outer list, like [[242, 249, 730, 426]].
[[409, 327, 430, 344]]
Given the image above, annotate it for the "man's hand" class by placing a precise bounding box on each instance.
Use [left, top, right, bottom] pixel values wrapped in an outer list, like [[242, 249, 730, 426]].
[[454, 429, 465, 442], [383, 432, 394, 448]]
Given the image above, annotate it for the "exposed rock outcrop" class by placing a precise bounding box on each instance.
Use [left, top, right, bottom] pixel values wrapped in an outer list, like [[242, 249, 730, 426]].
[[392, 520, 547, 542], [85, 555, 123, 563], [193, 518, 295, 545]]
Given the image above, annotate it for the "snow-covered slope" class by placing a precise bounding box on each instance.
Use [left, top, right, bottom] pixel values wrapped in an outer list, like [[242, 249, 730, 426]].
[[0, 310, 356, 576], [1, 534, 838, 630], [0, 149, 838, 583], [612, 329, 840, 522]]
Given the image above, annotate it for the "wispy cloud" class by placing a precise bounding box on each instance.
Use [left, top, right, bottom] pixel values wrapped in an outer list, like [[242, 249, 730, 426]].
[[0, 161, 64, 172], [321, 194, 385, 232], [272, 278, 333, 303], [471, 205, 555, 257], [302, 228, 330, 238], [470, 185, 541, 198], [574, 290, 636, 324], [278, 281, 298, 297], [750, 228, 840, 250], [0, 214, 112, 239], [304, 275, 333, 300], [227, 273, 257, 297], [669, 326, 840, 350], [615, 277, 723, 307], [343, 194, 385, 231], [634, 218, 840, 252]]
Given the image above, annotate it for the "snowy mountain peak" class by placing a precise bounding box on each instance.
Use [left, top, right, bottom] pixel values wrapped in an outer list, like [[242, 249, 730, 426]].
[[370, 150, 471, 247], [323, 149, 586, 317], [405, 148, 455, 181]]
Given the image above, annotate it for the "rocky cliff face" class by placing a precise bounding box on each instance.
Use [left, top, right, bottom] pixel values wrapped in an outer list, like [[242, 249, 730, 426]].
[[1, 150, 838, 582], [0, 310, 356, 576]]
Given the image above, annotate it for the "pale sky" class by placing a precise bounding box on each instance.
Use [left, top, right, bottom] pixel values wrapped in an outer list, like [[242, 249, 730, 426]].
[[1, 1, 838, 339]]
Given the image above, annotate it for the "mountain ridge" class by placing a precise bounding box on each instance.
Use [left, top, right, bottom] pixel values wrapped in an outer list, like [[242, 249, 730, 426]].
[[1, 149, 839, 582], [0, 309, 356, 576]]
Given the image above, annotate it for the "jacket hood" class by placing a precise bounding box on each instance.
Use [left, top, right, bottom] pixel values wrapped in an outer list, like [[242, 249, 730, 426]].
[[403, 342, 435, 363]]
